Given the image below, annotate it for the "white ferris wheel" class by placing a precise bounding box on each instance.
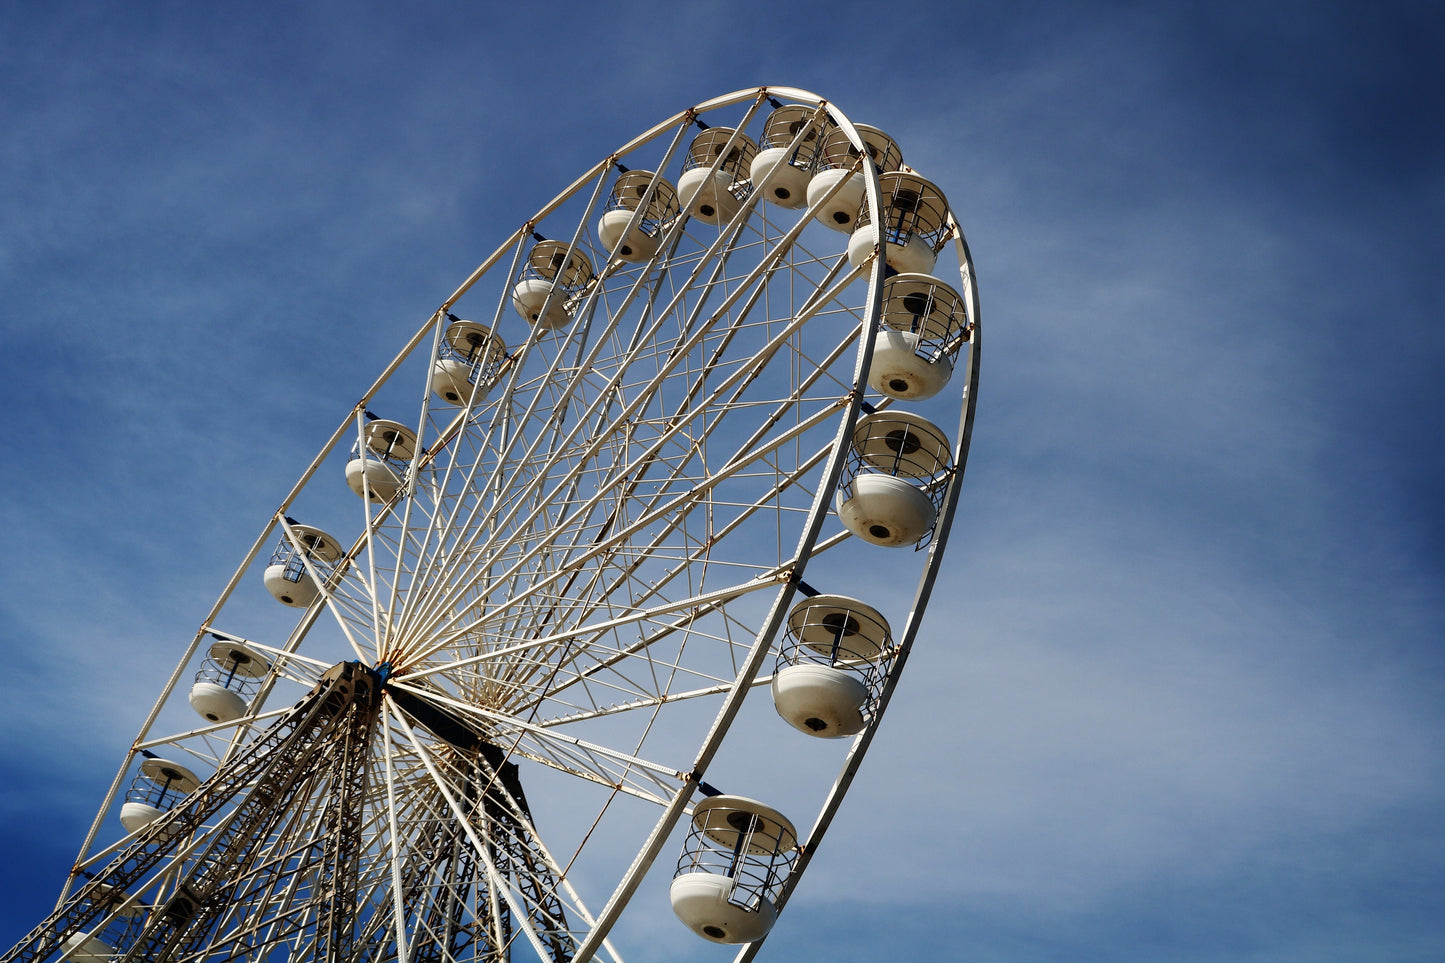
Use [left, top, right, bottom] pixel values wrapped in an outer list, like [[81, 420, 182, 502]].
[[5, 85, 981, 963]]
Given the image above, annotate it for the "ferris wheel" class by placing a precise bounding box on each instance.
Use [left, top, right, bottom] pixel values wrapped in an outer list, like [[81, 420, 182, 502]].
[[5, 86, 981, 963]]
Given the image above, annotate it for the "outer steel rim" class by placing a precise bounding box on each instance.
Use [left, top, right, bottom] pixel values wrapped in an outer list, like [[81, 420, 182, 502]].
[[37, 86, 979, 963]]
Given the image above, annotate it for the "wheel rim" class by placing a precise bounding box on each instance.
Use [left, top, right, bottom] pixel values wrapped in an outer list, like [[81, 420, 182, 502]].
[[21, 87, 980, 963]]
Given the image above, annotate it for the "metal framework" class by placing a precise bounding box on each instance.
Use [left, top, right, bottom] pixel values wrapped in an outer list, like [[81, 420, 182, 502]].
[[6, 86, 981, 963]]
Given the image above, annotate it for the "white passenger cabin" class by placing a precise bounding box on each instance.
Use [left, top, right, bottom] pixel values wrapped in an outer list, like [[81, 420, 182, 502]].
[[671, 795, 798, 944], [772, 594, 893, 737], [189, 638, 271, 724], [432, 319, 507, 407], [596, 170, 679, 262], [869, 273, 970, 401], [262, 523, 344, 607], [677, 127, 758, 225], [60, 886, 143, 963], [345, 418, 417, 501], [846, 170, 953, 275], [119, 758, 200, 834], [511, 239, 595, 330], [836, 410, 953, 547], [807, 124, 902, 233], [748, 104, 823, 209]]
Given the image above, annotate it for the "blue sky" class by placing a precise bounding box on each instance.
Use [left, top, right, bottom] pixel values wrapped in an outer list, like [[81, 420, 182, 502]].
[[2, 2, 1442, 961]]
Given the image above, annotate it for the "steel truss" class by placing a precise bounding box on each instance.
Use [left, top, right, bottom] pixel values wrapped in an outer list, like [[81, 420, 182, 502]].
[[5, 665, 573, 963]]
